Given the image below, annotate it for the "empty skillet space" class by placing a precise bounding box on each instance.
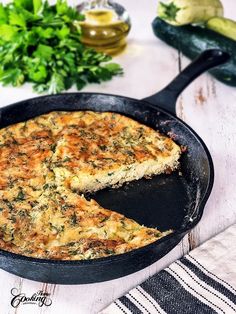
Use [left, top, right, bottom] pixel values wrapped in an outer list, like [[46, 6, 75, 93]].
[[91, 172, 190, 231]]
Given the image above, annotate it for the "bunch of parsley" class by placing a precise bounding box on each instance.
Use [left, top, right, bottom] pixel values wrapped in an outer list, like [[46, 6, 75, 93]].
[[0, 0, 123, 94]]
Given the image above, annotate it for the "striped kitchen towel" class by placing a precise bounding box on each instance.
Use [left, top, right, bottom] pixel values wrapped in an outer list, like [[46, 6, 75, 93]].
[[101, 224, 236, 314]]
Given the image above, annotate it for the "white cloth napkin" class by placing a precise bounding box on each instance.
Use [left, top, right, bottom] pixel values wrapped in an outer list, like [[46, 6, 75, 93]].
[[100, 224, 236, 314]]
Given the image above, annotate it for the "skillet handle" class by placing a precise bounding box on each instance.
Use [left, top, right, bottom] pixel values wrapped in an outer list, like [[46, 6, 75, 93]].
[[143, 49, 230, 115]]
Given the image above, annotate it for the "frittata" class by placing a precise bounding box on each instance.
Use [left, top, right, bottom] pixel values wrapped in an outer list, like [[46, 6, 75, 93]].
[[0, 111, 180, 260]]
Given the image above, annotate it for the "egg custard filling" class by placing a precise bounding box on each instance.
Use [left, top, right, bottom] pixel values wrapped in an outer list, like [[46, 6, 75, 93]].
[[0, 111, 180, 260]]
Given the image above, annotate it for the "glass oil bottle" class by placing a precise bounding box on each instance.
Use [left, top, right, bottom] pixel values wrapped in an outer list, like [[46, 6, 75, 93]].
[[77, 0, 131, 55]]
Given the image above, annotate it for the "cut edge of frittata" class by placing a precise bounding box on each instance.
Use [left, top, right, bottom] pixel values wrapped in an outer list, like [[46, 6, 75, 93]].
[[53, 146, 181, 193]]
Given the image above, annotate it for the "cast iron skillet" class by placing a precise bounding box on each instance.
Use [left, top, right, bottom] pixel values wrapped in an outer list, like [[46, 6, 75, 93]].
[[0, 49, 230, 284]]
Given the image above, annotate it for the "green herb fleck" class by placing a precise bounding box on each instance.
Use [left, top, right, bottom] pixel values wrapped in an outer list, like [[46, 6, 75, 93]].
[[16, 189, 25, 201], [69, 250, 78, 256], [50, 144, 56, 152], [4, 201, 14, 211], [100, 216, 109, 223], [49, 223, 65, 233], [104, 249, 115, 254], [126, 150, 135, 157], [43, 183, 49, 190], [70, 212, 77, 225], [99, 145, 107, 151], [64, 156, 71, 162]]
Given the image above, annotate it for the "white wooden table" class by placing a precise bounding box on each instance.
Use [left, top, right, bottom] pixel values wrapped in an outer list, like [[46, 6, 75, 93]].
[[1, 0, 236, 313]]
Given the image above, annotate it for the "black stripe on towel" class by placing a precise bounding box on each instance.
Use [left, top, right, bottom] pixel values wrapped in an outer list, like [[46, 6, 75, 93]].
[[136, 287, 161, 313], [119, 296, 143, 314], [189, 255, 236, 294], [181, 257, 236, 305], [141, 270, 217, 314], [114, 300, 129, 314]]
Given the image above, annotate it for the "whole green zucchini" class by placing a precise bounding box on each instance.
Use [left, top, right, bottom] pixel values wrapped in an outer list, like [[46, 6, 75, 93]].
[[152, 17, 236, 86]]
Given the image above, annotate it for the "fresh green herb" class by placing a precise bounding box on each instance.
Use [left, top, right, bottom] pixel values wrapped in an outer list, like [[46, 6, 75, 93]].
[[50, 143, 56, 152], [10, 216, 17, 223], [69, 250, 78, 256], [43, 183, 49, 190], [63, 156, 71, 162], [0, 224, 7, 234], [18, 209, 27, 217], [99, 145, 107, 151], [80, 146, 87, 152], [100, 216, 109, 223], [16, 189, 25, 201], [102, 157, 115, 161], [70, 212, 77, 225], [24, 249, 33, 254], [10, 231, 15, 241], [126, 150, 135, 157], [104, 249, 115, 254], [121, 219, 126, 228], [61, 203, 73, 211], [0, 0, 123, 94], [89, 160, 98, 168], [66, 241, 76, 246], [49, 222, 65, 233]]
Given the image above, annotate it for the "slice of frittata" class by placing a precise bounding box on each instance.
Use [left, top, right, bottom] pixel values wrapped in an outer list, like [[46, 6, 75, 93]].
[[49, 111, 181, 193]]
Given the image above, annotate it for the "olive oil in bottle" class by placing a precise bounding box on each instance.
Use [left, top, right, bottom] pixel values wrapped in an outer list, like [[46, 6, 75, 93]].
[[77, 0, 131, 55]]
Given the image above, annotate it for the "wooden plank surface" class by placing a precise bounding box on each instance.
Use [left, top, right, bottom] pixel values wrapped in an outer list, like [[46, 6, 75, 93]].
[[0, 0, 236, 313]]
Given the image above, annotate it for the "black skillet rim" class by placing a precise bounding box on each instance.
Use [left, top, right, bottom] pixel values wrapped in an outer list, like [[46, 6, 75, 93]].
[[0, 92, 214, 265]]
